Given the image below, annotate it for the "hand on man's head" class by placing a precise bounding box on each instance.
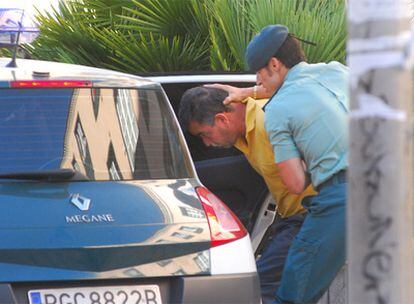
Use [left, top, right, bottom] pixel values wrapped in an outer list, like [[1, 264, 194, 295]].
[[204, 83, 271, 105], [204, 83, 246, 105]]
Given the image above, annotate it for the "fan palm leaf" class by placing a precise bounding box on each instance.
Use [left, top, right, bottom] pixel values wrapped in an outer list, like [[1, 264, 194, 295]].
[[94, 29, 210, 73], [26, 0, 127, 66], [209, 0, 253, 71], [25, 0, 346, 73], [247, 0, 346, 64], [120, 0, 199, 37]]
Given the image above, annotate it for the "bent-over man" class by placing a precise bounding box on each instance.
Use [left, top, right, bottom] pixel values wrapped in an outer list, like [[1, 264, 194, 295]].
[[178, 87, 316, 304]]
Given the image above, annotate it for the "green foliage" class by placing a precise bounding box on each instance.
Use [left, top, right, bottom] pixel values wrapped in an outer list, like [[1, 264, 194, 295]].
[[26, 0, 347, 73], [95, 30, 210, 73], [247, 0, 346, 63], [122, 0, 201, 36], [209, 0, 253, 71], [26, 1, 118, 66]]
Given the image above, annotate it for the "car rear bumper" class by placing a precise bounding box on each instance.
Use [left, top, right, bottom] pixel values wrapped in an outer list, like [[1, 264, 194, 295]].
[[4, 272, 260, 304], [171, 272, 261, 303]]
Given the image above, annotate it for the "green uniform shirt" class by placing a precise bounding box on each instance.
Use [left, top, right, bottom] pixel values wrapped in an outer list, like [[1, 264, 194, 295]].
[[264, 61, 349, 188], [235, 98, 316, 218]]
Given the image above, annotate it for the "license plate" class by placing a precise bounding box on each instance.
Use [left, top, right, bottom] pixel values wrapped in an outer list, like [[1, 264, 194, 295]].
[[28, 285, 162, 304]]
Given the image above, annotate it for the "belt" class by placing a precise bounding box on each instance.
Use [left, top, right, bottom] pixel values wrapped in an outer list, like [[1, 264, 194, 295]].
[[316, 170, 347, 192]]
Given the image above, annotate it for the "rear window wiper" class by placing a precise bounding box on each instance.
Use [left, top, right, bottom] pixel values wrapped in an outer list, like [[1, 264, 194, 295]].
[[0, 169, 89, 182]]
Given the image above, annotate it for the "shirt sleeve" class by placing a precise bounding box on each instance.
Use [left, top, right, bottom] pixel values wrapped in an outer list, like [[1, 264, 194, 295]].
[[264, 104, 301, 163]]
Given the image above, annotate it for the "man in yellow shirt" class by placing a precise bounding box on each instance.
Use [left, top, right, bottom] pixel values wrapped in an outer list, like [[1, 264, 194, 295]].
[[178, 86, 315, 304]]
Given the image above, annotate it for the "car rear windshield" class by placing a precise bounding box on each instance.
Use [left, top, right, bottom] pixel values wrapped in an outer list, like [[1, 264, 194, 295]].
[[0, 87, 192, 181]]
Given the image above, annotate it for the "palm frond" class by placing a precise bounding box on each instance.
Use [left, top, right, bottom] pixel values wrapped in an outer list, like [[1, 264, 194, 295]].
[[209, 0, 253, 71], [26, 0, 347, 73], [94, 29, 210, 73], [247, 0, 346, 64], [120, 0, 197, 36]]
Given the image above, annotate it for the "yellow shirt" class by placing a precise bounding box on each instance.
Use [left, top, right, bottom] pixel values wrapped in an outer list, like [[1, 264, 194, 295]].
[[234, 98, 316, 218]]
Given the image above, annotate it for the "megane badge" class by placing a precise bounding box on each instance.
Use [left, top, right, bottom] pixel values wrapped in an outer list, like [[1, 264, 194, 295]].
[[70, 194, 91, 211]]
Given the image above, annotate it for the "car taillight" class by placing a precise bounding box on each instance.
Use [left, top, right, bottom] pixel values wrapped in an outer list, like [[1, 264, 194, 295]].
[[196, 186, 248, 247], [10, 80, 92, 88]]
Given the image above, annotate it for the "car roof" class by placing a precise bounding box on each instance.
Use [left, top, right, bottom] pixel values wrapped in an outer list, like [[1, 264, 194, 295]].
[[147, 74, 256, 84], [0, 58, 155, 88]]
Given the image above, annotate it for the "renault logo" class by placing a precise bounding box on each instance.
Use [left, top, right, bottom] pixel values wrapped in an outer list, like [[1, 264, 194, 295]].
[[70, 194, 91, 211]]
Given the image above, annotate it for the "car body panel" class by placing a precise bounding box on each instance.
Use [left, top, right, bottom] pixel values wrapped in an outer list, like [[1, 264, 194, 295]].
[[0, 179, 212, 281], [210, 235, 256, 275]]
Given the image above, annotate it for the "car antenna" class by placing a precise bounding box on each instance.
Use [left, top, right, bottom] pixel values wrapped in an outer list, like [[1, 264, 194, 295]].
[[0, 8, 39, 68], [5, 23, 22, 68]]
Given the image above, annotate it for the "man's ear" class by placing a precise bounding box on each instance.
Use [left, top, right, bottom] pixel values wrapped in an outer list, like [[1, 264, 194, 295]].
[[214, 113, 230, 126], [268, 57, 282, 72]]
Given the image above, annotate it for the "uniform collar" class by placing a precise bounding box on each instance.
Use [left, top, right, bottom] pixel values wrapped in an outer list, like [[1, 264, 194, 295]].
[[263, 61, 307, 111], [284, 61, 307, 83]]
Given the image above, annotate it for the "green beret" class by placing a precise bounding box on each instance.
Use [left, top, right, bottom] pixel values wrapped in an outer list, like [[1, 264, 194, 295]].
[[245, 24, 289, 72]]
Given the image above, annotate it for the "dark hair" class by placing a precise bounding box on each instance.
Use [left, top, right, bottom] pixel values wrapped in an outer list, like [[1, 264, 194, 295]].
[[178, 87, 230, 132], [273, 34, 306, 68]]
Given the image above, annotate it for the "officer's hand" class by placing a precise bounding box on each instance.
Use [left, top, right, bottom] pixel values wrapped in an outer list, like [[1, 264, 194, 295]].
[[204, 83, 248, 105]]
